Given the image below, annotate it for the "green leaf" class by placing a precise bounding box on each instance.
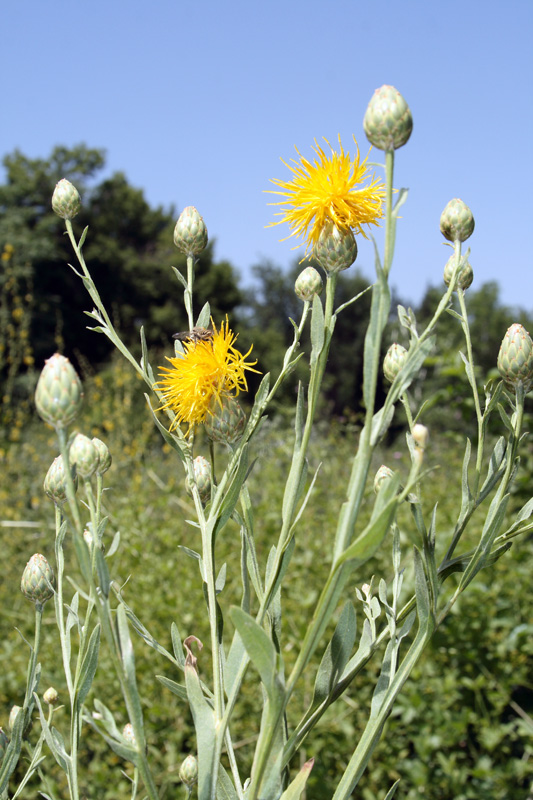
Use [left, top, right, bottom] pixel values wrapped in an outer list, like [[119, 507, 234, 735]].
[[216, 765, 240, 800], [459, 493, 510, 591], [156, 674, 188, 701], [312, 601, 356, 706], [213, 445, 250, 539], [185, 658, 216, 800], [76, 624, 101, 707], [196, 302, 211, 328], [309, 292, 325, 365], [115, 605, 144, 730], [172, 266, 188, 290], [278, 758, 314, 800], [171, 622, 185, 667], [229, 607, 277, 696]]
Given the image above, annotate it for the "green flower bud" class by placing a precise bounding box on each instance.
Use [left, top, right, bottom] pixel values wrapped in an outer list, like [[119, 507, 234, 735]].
[[443, 254, 474, 290], [179, 754, 198, 787], [0, 727, 8, 761], [123, 723, 136, 747], [8, 706, 22, 733], [313, 221, 357, 273], [185, 456, 212, 503], [69, 433, 99, 479], [205, 394, 246, 444], [412, 423, 429, 451], [497, 323, 533, 391], [374, 465, 395, 494], [43, 455, 77, 505], [21, 554, 56, 606], [91, 437, 112, 475], [35, 353, 83, 429], [439, 199, 475, 243], [52, 179, 81, 220], [43, 687, 59, 706], [383, 343, 408, 383], [363, 85, 413, 151], [294, 267, 323, 301], [174, 206, 208, 256]]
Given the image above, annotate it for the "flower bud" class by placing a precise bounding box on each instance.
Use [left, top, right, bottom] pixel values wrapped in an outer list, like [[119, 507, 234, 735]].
[[205, 395, 246, 444], [412, 423, 429, 451], [497, 324, 533, 391], [313, 221, 357, 273], [91, 437, 112, 475], [294, 267, 323, 301], [123, 723, 136, 747], [0, 727, 8, 761], [185, 456, 212, 504], [179, 754, 198, 787], [52, 179, 81, 220], [8, 706, 22, 733], [21, 554, 56, 606], [383, 343, 408, 383], [43, 455, 78, 505], [374, 465, 394, 494], [439, 199, 475, 243], [363, 85, 413, 151], [35, 353, 83, 429], [443, 254, 474, 291], [69, 433, 100, 479], [173, 206, 208, 256], [43, 687, 59, 706]]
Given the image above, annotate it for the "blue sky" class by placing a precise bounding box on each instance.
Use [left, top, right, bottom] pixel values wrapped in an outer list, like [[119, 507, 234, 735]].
[[2, 0, 532, 310]]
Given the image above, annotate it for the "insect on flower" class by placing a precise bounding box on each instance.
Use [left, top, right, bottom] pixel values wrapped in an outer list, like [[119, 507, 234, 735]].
[[173, 327, 214, 345]]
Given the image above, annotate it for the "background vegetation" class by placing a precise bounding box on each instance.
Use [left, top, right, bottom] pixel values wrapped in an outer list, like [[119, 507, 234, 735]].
[[0, 145, 532, 798]]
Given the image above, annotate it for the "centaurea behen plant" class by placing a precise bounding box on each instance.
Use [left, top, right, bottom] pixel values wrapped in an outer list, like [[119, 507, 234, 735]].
[[7, 85, 533, 800]]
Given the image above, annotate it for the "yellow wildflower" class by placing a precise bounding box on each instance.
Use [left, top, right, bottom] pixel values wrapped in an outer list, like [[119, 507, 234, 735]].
[[156, 319, 258, 432], [267, 136, 385, 254]]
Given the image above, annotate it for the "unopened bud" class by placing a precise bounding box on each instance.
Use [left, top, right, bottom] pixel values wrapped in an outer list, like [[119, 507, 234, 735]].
[[294, 267, 323, 301], [412, 424, 429, 451], [44, 455, 78, 505], [69, 433, 99, 479], [439, 199, 475, 243], [383, 343, 408, 383], [21, 554, 56, 606], [374, 465, 395, 494], [185, 456, 212, 504], [497, 323, 533, 392], [52, 179, 81, 220], [91, 437, 112, 475], [205, 395, 246, 444], [313, 221, 357, 273], [174, 206, 208, 256], [363, 85, 413, 151], [43, 687, 59, 706], [123, 723, 136, 747], [443, 254, 474, 290], [179, 754, 198, 787], [35, 353, 83, 429]]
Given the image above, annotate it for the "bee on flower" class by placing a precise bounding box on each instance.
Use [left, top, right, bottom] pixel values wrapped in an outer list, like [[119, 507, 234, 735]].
[[156, 318, 259, 434]]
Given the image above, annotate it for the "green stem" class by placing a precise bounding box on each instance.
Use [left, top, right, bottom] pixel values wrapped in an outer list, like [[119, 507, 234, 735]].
[[456, 286, 484, 496]]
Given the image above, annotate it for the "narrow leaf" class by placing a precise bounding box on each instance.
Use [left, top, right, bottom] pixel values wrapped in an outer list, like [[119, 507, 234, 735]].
[[76, 624, 101, 707], [279, 758, 314, 800]]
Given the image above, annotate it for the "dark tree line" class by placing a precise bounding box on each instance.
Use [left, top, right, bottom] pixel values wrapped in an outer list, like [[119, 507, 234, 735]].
[[1, 145, 531, 422]]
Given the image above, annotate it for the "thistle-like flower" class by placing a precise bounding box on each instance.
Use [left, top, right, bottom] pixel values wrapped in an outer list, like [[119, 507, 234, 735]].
[[35, 353, 83, 429], [439, 199, 475, 243], [383, 343, 408, 383], [52, 179, 81, 220], [313, 221, 358, 273], [497, 324, 533, 391], [443, 254, 474, 290], [21, 554, 56, 606], [363, 85, 413, 151], [156, 318, 258, 433], [267, 136, 385, 254], [174, 206, 208, 256], [294, 267, 323, 301]]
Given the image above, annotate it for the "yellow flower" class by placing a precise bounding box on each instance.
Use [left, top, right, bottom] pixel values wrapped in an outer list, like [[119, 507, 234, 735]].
[[156, 319, 259, 432], [267, 136, 385, 254]]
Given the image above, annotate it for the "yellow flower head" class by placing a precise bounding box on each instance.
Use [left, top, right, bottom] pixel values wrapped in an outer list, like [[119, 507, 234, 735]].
[[156, 319, 259, 432], [267, 136, 385, 254]]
